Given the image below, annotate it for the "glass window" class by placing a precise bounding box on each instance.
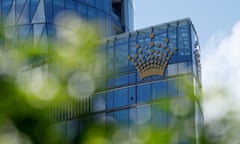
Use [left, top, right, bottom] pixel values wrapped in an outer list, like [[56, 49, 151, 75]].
[[104, 0, 111, 12], [152, 103, 168, 129], [115, 42, 129, 73], [106, 91, 113, 109], [168, 101, 177, 127], [177, 24, 192, 62], [106, 112, 114, 124], [53, 0, 64, 24], [18, 25, 31, 42], [45, 0, 53, 23], [129, 108, 136, 126], [137, 105, 151, 125], [106, 15, 112, 36], [168, 26, 177, 63], [66, 120, 78, 142], [87, 6, 97, 20], [107, 77, 114, 88], [98, 11, 106, 37], [167, 63, 177, 76], [115, 75, 128, 87], [178, 76, 193, 97], [95, 77, 106, 91], [92, 93, 106, 112], [86, 0, 96, 7], [128, 39, 137, 72], [128, 86, 136, 104], [137, 84, 151, 103], [94, 47, 106, 77], [93, 113, 106, 124], [152, 81, 167, 100], [168, 79, 178, 97], [96, 0, 104, 10], [178, 62, 192, 74], [129, 73, 136, 84], [114, 88, 128, 107], [66, 0, 76, 11], [114, 109, 129, 126], [2, 1, 14, 25], [17, 0, 30, 25], [77, 3, 87, 19], [107, 42, 114, 74], [178, 99, 194, 119], [2, 1, 12, 15]]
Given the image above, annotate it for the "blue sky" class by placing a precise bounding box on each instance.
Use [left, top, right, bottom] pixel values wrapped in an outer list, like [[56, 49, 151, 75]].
[[135, 0, 240, 121]]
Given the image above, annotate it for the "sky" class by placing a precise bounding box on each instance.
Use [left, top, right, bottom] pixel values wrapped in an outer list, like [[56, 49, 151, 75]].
[[135, 0, 240, 121]]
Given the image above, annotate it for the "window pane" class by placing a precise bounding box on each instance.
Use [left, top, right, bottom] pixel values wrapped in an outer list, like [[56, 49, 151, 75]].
[[86, 0, 96, 6], [137, 105, 151, 125], [114, 88, 128, 107], [178, 62, 190, 74], [93, 113, 106, 124], [66, 0, 76, 11], [88, 6, 97, 21], [115, 42, 128, 73], [106, 91, 113, 109], [167, 63, 177, 76], [92, 93, 106, 112], [168, 79, 178, 97], [114, 109, 128, 126], [178, 25, 191, 62], [107, 78, 114, 88], [96, 0, 104, 9], [152, 81, 167, 99], [77, 3, 87, 19], [45, 0, 53, 23], [128, 86, 136, 104], [104, 0, 111, 12], [137, 84, 151, 103], [115, 75, 128, 87], [107, 42, 114, 74], [129, 73, 136, 84], [152, 103, 168, 129]]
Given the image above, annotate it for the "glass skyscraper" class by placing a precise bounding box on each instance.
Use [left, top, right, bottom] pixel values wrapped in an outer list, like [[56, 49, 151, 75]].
[[0, 1, 202, 144], [0, 0, 134, 49], [91, 18, 203, 143]]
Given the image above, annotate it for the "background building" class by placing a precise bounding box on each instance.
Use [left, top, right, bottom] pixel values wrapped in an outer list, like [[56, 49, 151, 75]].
[[0, 1, 202, 144], [0, 0, 134, 50]]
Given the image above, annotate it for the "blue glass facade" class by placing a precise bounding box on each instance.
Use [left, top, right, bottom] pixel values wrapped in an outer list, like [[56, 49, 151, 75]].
[[50, 19, 203, 144], [0, 0, 134, 49]]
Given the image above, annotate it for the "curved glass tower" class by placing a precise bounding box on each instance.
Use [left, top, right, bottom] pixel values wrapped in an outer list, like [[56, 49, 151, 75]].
[[0, 0, 134, 49]]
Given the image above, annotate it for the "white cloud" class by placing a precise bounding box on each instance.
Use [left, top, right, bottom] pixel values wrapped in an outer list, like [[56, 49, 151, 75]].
[[202, 20, 240, 121]]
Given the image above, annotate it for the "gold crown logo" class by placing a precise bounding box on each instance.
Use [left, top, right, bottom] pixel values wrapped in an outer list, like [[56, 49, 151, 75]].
[[128, 33, 178, 80]]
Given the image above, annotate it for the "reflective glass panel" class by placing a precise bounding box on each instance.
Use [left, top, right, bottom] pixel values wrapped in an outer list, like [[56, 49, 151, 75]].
[[152, 81, 167, 99], [114, 88, 128, 107], [168, 79, 178, 97], [137, 84, 151, 103], [92, 93, 106, 112]]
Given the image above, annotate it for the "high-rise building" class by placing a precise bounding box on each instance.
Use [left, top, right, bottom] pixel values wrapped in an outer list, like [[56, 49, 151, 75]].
[[0, 1, 202, 144], [0, 0, 134, 49]]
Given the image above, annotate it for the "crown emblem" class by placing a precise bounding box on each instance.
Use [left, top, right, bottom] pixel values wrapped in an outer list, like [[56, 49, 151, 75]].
[[128, 33, 178, 80]]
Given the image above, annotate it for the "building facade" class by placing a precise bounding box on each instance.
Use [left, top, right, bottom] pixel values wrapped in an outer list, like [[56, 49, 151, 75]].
[[51, 18, 203, 144], [0, 0, 134, 50], [0, 1, 203, 144]]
